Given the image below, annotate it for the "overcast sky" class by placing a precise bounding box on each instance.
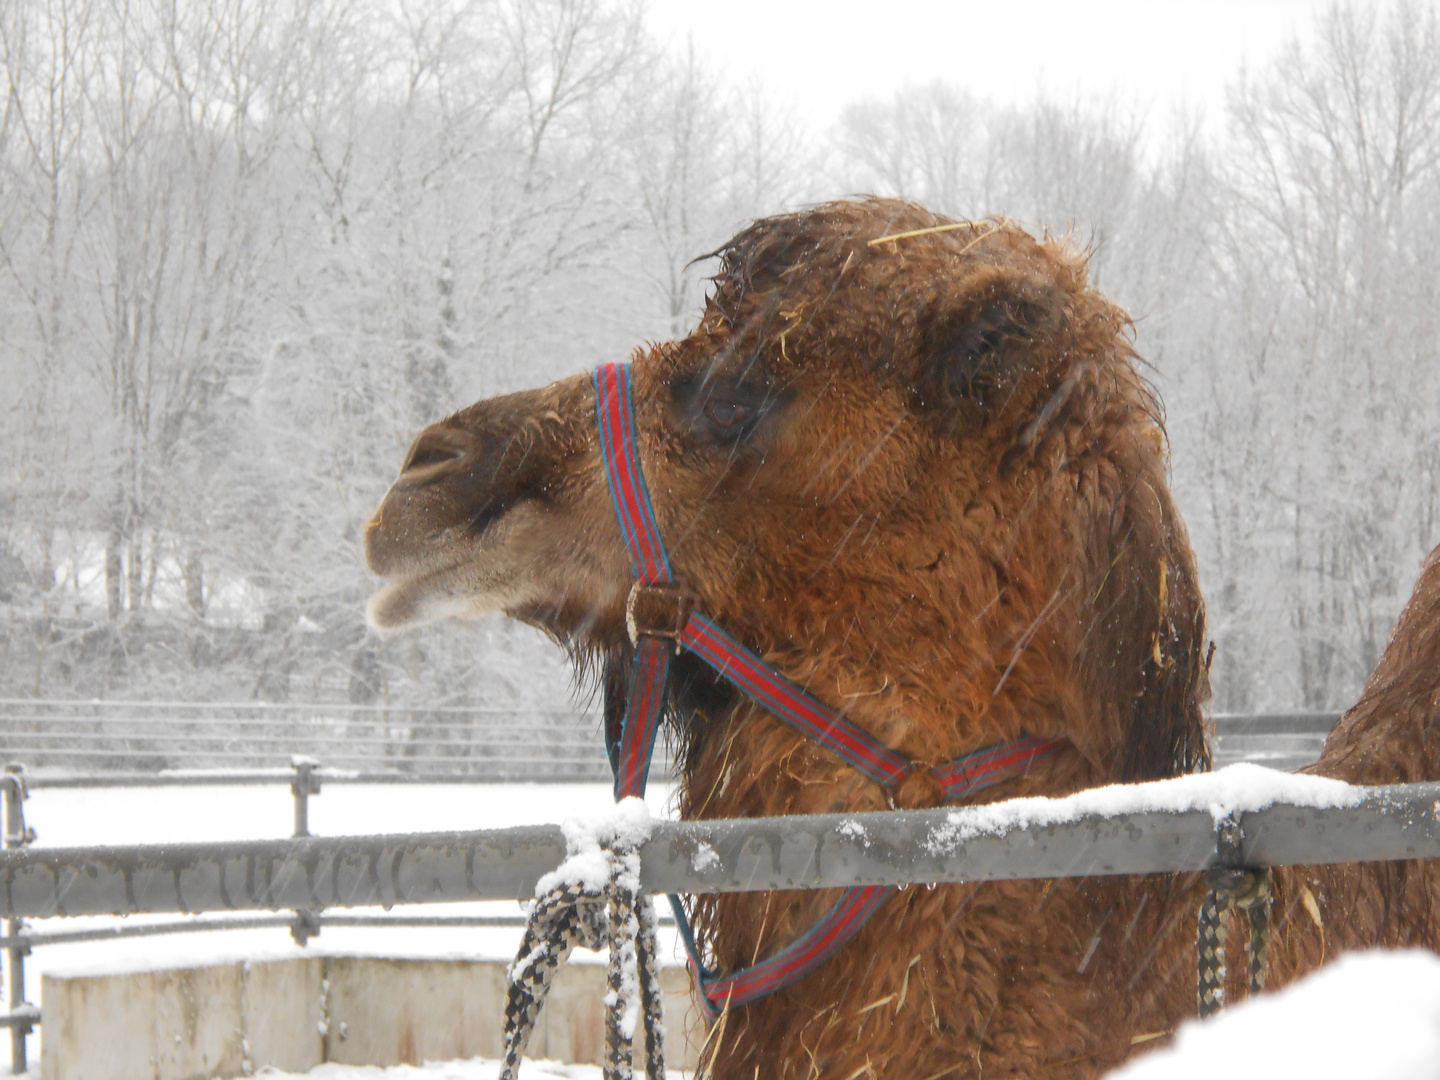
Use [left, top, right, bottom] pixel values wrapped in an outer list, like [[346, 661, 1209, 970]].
[[644, 0, 1334, 132]]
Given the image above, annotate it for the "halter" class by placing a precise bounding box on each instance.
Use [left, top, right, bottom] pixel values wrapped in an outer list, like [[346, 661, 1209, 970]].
[[592, 361, 1063, 1015]]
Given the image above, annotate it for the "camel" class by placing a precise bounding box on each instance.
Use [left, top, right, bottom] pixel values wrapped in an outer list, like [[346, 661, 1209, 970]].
[[363, 198, 1440, 1078]]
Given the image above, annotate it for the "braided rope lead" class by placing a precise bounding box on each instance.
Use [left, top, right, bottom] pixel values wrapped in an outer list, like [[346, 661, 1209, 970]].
[[1197, 865, 1273, 1019], [501, 816, 665, 1080], [1235, 869, 1273, 995], [635, 887, 668, 1078], [603, 850, 667, 1080], [501, 885, 607, 1077], [604, 872, 636, 1080], [1196, 885, 1228, 1018]]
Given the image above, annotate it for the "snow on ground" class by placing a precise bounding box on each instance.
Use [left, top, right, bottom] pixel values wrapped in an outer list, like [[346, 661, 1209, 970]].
[[1108, 949, 1440, 1080], [23, 778, 678, 848]]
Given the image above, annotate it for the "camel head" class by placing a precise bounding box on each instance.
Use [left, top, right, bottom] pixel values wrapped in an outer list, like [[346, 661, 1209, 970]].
[[365, 198, 1209, 813]]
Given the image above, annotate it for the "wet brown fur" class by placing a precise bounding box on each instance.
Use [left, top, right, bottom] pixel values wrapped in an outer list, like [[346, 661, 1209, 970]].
[[363, 199, 1440, 1077]]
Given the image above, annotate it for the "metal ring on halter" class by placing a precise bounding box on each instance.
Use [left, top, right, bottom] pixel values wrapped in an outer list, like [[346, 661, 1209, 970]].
[[625, 580, 695, 647]]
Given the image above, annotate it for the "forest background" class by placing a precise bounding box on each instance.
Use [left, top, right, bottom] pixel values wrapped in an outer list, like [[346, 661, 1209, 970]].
[[2, 0, 1437, 722]]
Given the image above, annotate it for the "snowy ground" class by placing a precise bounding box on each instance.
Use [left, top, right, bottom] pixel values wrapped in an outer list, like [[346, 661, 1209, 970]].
[[1113, 949, 1440, 1080]]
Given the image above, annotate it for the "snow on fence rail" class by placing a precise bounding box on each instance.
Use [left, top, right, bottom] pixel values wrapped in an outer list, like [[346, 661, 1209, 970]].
[[3, 769, 1438, 919], [0, 700, 1335, 779]]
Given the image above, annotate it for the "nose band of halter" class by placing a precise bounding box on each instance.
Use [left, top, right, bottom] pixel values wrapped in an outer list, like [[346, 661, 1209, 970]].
[[590, 360, 1064, 1014]]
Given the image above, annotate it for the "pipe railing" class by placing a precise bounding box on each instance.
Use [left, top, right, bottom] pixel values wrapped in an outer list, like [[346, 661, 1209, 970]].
[[0, 699, 627, 779], [4, 782, 1439, 918], [0, 767, 1436, 1074], [0, 911, 674, 950], [0, 754, 680, 1073], [0, 756, 537, 1073], [4, 772, 1435, 1074]]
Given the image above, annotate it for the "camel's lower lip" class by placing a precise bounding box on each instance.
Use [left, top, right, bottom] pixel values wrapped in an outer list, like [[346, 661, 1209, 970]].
[[365, 568, 469, 630], [365, 506, 535, 631], [366, 557, 525, 631]]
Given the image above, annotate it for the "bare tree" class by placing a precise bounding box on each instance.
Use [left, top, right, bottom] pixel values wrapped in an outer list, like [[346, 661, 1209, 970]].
[[1195, 0, 1440, 707], [618, 46, 811, 338], [834, 82, 995, 216]]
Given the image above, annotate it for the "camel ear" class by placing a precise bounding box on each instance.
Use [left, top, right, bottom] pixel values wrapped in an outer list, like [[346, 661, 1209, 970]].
[[915, 270, 1067, 426]]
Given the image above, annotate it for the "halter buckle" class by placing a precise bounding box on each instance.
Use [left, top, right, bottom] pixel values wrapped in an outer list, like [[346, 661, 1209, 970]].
[[626, 581, 694, 647]]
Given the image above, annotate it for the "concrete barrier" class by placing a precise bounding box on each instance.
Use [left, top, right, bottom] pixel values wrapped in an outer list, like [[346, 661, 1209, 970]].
[[42, 956, 703, 1079]]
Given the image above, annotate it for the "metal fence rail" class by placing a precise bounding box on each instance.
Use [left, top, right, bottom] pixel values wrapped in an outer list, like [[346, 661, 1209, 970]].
[[4, 781, 1438, 918], [2, 770, 1432, 1070], [1211, 711, 1340, 772], [0, 911, 675, 950]]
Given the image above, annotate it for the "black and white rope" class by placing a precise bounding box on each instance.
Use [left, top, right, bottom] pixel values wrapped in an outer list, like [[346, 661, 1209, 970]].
[[502, 841, 666, 1080], [1196, 865, 1273, 1019]]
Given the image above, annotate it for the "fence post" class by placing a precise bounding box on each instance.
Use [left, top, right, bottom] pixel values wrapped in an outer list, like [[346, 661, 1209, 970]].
[[4, 764, 34, 1075], [290, 756, 320, 838], [290, 757, 322, 945]]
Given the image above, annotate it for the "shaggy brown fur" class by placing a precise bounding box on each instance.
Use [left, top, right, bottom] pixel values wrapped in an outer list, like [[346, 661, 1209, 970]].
[[1262, 547, 1440, 993], [363, 199, 1440, 1078]]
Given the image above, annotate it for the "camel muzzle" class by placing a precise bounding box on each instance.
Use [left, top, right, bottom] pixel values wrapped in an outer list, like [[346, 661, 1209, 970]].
[[362, 376, 603, 630]]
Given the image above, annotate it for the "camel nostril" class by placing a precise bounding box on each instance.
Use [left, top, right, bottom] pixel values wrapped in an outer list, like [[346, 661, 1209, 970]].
[[401, 427, 469, 476]]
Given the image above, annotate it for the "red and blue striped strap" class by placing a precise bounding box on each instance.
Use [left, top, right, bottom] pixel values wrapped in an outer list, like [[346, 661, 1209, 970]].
[[594, 362, 673, 801], [680, 614, 912, 788], [592, 360, 1064, 1006], [693, 884, 895, 1017], [595, 360, 914, 795], [932, 734, 1059, 801], [594, 363, 672, 584], [611, 638, 670, 800], [685, 732, 1061, 1016]]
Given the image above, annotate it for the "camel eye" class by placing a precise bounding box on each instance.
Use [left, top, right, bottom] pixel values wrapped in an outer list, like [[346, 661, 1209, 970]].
[[704, 400, 748, 428], [670, 371, 790, 448]]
